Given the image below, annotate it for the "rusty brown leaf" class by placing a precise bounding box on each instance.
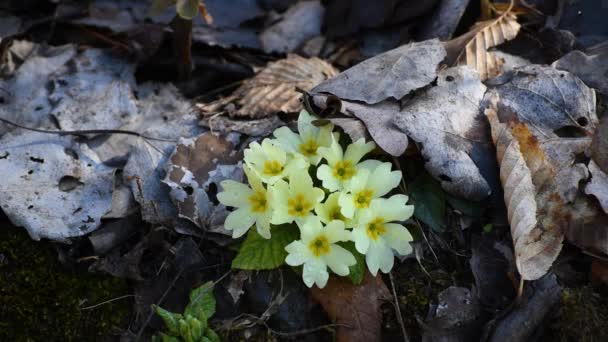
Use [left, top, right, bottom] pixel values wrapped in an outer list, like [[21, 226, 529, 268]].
[[444, 4, 520, 80], [198, 54, 337, 118], [311, 272, 391, 342]]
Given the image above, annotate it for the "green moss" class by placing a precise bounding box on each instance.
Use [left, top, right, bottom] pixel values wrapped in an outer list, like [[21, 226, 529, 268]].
[[0, 224, 131, 340], [551, 286, 608, 342]]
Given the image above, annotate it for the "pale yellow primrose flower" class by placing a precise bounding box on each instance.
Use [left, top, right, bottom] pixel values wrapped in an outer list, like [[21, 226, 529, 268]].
[[353, 195, 414, 275], [270, 172, 325, 225], [339, 162, 402, 219], [316, 136, 379, 192], [217, 165, 273, 239], [273, 110, 334, 165], [244, 139, 307, 185], [285, 217, 356, 288], [315, 192, 354, 228]]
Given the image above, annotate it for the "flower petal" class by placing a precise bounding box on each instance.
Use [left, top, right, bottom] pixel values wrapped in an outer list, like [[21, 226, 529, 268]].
[[317, 164, 340, 192], [217, 180, 253, 207], [338, 193, 356, 219], [299, 216, 323, 243], [367, 162, 401, 197], [357, 159, 382, 173], [344, 138, 375, 164], [273, 126, 301, 153], [224, 207, 256, 238], [365, 241, 382, 276], [243, 164, 265, 193], [270, 180, 292, 225], [346, 168, 369, 193], [352, 224, 370, 254], [324, 245, 356, 276], [371, 194, 414, 222], [317, 134, 343, 166], [325, 220, 350, 243], [255, 212, 272, 239], [303, 258, 329, 288], [285, 240, 310, 266], [383, 223, 413, 255]]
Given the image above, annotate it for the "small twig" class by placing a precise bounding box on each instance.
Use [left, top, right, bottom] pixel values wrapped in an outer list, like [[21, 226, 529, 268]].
[[0, 117, 177, 142], [415, 220, 439, 262], [80, 294, 136, 310], [389, 272, 410, 342], [517, 277, 525, 299]]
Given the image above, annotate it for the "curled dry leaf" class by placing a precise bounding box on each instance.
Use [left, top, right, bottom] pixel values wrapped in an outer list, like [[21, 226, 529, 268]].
[[444, 10, 520, 80], [198, 54, 337, 118], [484, 64, 608, 279], [311, 272, 391, 342], [312, 39, 446, 104]]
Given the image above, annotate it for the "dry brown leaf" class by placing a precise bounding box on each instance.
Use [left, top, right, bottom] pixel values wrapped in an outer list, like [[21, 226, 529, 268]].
[[444, 5, 520, 80], [198, 54, 337, 118], [485, 103, 566, 280], [311, 272, 391, 342]]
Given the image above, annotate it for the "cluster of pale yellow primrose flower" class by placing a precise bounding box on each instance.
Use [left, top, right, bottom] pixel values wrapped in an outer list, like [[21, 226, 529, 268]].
[[217, 110, 414, 288]]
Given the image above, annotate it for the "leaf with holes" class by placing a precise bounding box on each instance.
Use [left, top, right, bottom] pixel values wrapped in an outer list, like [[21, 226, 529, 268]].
[[232, 224, 299, 270], [0, 132, 114, 241], [312, 272, 391, 342], [484, 64, 608, 279], [162, 132, 243, 232]]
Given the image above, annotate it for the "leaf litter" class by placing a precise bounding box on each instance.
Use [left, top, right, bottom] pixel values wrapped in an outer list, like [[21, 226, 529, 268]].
[[2, 1, 608, 341]]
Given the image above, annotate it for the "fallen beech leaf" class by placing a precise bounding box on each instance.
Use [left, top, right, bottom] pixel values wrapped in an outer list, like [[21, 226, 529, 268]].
[[312, 39, 446, 104], [311, 272, 390, 342], [444, 9, 520, 80], [199, 54, 337, 118], [163, 132, 243, 229], [484, 65, 605, 279], [553, 41, 608, 95], [591, 116, 608, 174]]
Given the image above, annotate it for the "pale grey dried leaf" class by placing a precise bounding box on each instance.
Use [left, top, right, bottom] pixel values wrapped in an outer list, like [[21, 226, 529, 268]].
[[260, 0, 324, 54], [123, 138, 177, 225], [227, 270, 251, 304], [311, 95, 409, 156], [0, 132, 114, 241], [313, 117, 371, 143], [489, 64, 597, 139], [552, 42, 608, 95], [393, 66, 491, 201], [89, 82, 201, 164], [585, 161, 608, 213], [103, 170, 138, 219], [418, 0, 471, 40], [47, 49, 138, 132], [312, 39, 446, 104], [163, 133, 243, 229], [0, 42, 76, 136]]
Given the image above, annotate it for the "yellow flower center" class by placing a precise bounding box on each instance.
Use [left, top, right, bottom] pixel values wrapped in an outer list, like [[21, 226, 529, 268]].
[[353, 189, 374, 208], [299, 139, 318, 157], [332, 160, 356, 181], [248, 191, 268, 213], [366, 217, 387, 240], [308, 235, 331, 257], [287, 193, 313, 217], [330, 208, 346, 221], [263, 160, 284, 176]]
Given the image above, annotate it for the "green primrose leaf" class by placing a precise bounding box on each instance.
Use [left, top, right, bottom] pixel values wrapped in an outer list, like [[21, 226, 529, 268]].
[[153, 305, 182, 335], [185, 281, 216, 321], [205, 328, 221, 342], [409, 172, 446, 232], [157, 332, 182, 342], [176, 0, 199, 19], [232, 224, 299, 270], [340, 241, 365, 284]]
